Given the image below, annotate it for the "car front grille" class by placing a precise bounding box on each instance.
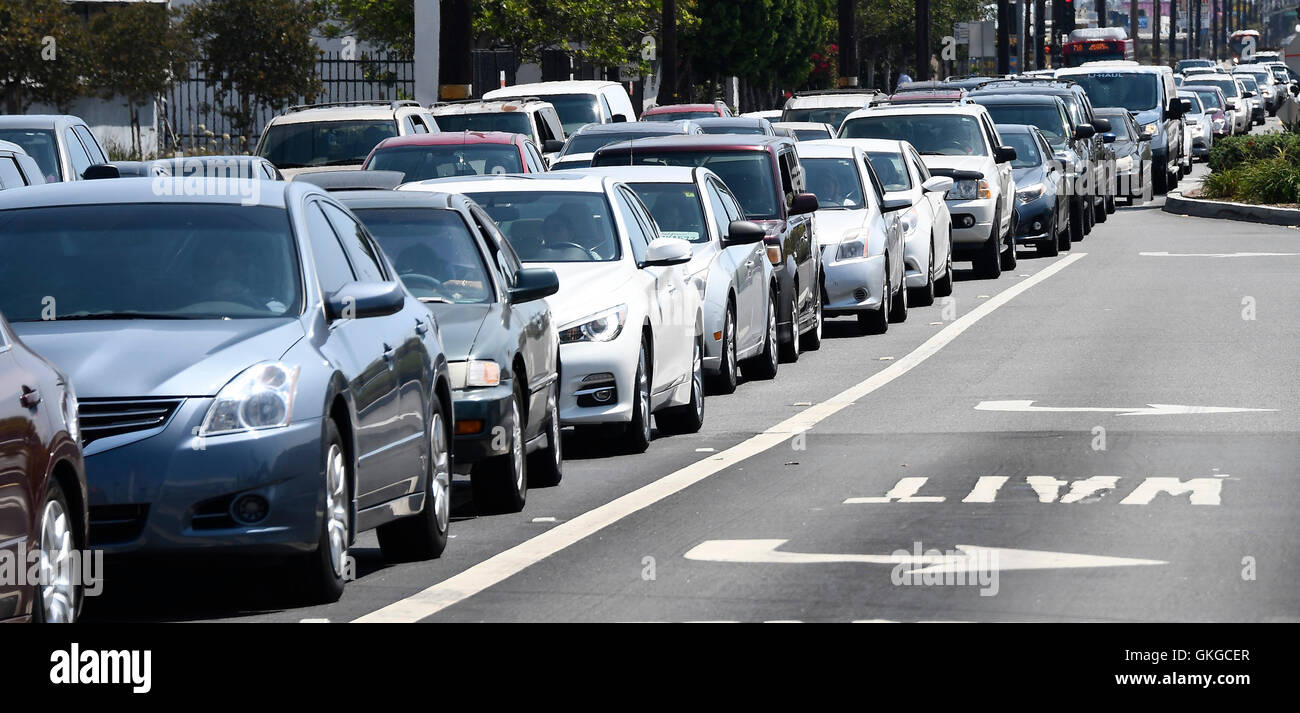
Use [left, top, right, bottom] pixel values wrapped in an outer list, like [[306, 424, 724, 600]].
[[79, 397, 185, 447]]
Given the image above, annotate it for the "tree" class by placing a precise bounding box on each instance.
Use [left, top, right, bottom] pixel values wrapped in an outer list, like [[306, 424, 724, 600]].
[[317, 0, 415, 56], [90, 3, 191, 158], [184, 0, 323, 139], [0, 0, 90, 113]]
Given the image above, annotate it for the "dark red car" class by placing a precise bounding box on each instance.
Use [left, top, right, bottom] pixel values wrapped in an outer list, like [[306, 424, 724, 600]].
[[0, 310, 87, 622], [642, 101, 732, 121], [362, 130, 548, 181]]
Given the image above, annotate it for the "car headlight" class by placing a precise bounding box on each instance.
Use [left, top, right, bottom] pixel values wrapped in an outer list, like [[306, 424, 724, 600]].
[[1213, 117, 1226, 128], [200, 362, 301, 436], [949, 179, 985, 200], [836, 228, 866, 260], [559, 304, 627, 344], [1016, 183, 1045, 203], [1142, 122, 1158, 135], [899, 206, 919, 234], [1115, 154, 1134, 172]]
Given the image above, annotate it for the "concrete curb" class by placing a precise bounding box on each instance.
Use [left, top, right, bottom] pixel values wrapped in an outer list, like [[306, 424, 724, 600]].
[[1163, 190, 1300, 227]]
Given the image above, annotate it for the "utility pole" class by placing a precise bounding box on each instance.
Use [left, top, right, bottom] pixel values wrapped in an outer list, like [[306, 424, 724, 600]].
[[1153, 0, 1162, 65], [438, 0, 471, 100], [840, 0, 859, 87], [997, 0, 1011, 75], [1131, 0, 1140, 60], [1035, 0, 1046, 69], [1170, 0, 1178, 62], [661, 0, 678, 105], [1212, 0, 1218, 59], [915, 0, 931, 81], [1096, 0, 1107, 27]]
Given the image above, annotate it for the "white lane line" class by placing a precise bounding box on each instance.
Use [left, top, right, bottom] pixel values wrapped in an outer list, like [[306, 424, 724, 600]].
[[1139, 251, 1300, 258], [352, 252, 1089, 623]]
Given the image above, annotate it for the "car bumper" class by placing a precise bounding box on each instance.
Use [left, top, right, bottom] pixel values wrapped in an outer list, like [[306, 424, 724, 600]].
[[451, 383, 514, 470], [557, 329, 639, 426], [1013, 197, 1055, 243], [820, 245, 885, 314], [85, 397, 324, 556], [902, 228, 931, 289], [946, 197, 997, 246]]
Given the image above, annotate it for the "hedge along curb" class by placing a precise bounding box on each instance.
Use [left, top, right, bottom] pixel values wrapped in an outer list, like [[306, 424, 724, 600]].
[[1163, 190, 1300, 227]]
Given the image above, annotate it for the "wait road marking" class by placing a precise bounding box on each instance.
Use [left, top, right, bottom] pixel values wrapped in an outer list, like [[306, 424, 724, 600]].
[[846, 475, 1225, 505], [683, 539, 1167, 573], [1139, 251, 1300, 258], [975, 400, 1276, 416], [351, 253, 1088, 623]]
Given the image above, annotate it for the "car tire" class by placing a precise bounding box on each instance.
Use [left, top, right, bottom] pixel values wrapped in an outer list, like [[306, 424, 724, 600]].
[[32, 478, 79, 623], [934, 240, 954, 298], [298, 419, 350, 603], [999, 229, 1018, 271], [887, 263, 908, 323], [859, 269, 890, 335], [802, 289, 823, 351], [1040, 212, 1060, 257], [470, 384, 527, 515], [1153, 159, 1169, 194], [1093, 196, 1107, 223], [619, 338, 653, 454], [778, 283, 801, 363], [975, 209, 1003, 279], [1105, 193, 1116, 214], [909, 249, 936, 307], [377, 396, 451, 559], [1069, 198, 1085, 242], [741, 292, 779, 380], [657, 335, 705, 435], [528, 389, 563, 488], [707, 303, 738, 395]]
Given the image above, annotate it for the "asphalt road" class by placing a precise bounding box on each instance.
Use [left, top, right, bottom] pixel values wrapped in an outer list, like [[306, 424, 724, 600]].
[[86, 129, 1300, 623]]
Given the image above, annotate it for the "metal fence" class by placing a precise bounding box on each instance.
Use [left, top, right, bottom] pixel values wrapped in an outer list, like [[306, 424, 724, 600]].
[[162, 51, 414, 155]]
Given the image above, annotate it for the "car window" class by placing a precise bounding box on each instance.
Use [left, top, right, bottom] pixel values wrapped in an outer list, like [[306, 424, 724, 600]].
[[73, 125, 106, 164], [0, 156, 23, 189], [367, 143, 523, 180], [597, 149, 782, 221], [1001, 132, 1043, 168], [778, 151, 797, 207], [401, 116, 418, 134], [801, 157, 865, 208], [350, 207, 494, 304], [613, 188, 652, 263], [469, 206, 520, 287], [522, 142, 543, 172], [64, 128, 94, 179], [258, 119, 399, 168], [600, 94, 614, 121], [631, 180, 710, 244], [468, 190, 621, 262], [0, 129, 60, 181], [866, 151, 911, 192], [305, 202, 356, 295], [321, 203, 386, 282], [704, 179, 733, 242], [907, 147, 931, 181], [842, 113, 988, 156]]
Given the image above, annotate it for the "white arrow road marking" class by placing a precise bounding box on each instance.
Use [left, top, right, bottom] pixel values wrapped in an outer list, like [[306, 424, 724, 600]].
[[351, 253, 1088, 623], [1139, 251, 1300, 258], [683, 539, 1167, 573], [975, 400, 1276, 416]]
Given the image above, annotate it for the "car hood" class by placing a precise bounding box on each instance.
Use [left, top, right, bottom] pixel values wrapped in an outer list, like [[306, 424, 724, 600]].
[[423, 302, 491, 361], [1012, 165, 1046, 185], [13, 318, 305, 398], [920, 154, 992, 178], [1131, 108, 1163, 128], [811, 208, 868, 245], [537, 261, 634, 325]]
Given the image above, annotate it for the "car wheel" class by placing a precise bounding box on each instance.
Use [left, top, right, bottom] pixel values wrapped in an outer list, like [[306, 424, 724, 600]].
[[802, 289, 823, 351], [657, 335, 705, 435], [33, 479, 79, 623], [377, 396, 451, 559], [934, 239, 954, 297], [1153, 159, 1169, 194], [707, 303, 738, 395], [1105, 193, 1116, 214], [1040, 212, 1060, 257], [741, 291, 779, 380], [909, 249, 936, 307], [999, 227, 1018, 271], [470, 384, 527, 515], [1093, 195, 1107, 223], [779, 282, 801, 363], [298, 419, 350, 603], [887, 263, 908, 323], [859, 269, 889, 335], [975, 209, 1002, 279], [528, 389, 563, 487], [619, 338, 653, 454], [1069, 198, 1085, 242]]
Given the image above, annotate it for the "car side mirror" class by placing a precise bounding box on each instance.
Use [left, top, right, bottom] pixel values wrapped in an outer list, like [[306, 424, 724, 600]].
[[1073, 124, 1096, 140], [610, 114, 629, 123], [921, 176, 953, 193], [724, 219, 767, 246], [542, 139, 565, 154], [1091, 118, 1112, 133], [1242, 91, 1255, 98], [1102, 132, 1116, 144], [1291, 85, 1300, 95], [1179, 98, 1193, 114], [788, 191, 819, 215], [643, 236, 693, 266], [994, 145, 1018, 163], [82, 164, 121, 180], [1137, 132, 1152, 142], [509, 267, 560, 303], [881, 197, 913, 212], [326, 281, 405, 320], [1225, 100, 1237, 109]]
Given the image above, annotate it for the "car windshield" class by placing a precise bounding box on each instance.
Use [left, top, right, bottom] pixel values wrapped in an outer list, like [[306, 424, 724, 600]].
[[980, 104, 1069, 146], [1096, 113, 1134, 140], [595, 150, 780, 220], [801, 158, 865, 209], [1000, 133, 1042, 168], [1181, 94, 1205, 114], [0, 128, 60, 181], [698, 123, 766, 135], [1192, 89, 1224, 110], [782, 107, 859, 126], [866, 151, 911, 191], [793, 128, 832, 140], [1237, 75, 1259, 92], [1067, 73, 1160, 111], [366, 144, 522, 180], [628, 182, 710, 243], [1187, 77, 1239, 98], [350, 207, 493, 303], [565, 131, 667, 156], [645, 111, 716, 121], [465, 191, 620, 262], [542, 94, 604, 134], [0, 204, 300, 321], [431, 112, 532, 135], [840, 114, 987, 156], [258, 119, 398, 168]]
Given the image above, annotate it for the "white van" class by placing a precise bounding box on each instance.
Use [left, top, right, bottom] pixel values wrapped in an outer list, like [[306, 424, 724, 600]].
[[483, 80, 636, 136]]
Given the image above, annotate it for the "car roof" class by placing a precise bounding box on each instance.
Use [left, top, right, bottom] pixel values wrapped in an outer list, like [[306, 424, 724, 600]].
[[792, 140, 863, 158], [784, 91, 881, 109], [571, 165, 702, 183], [771, 121, 832, 130], [429, 99, 553, 115], [645, 103, 719, 113], [268, 105, 405, 125], [0, 139, 27, 154], [992, 122, 1036, 134], [593, 133, 791, 153], [402, 171, 617, 196], [844, 103, 990, 121], [825, 137, 907, 153], [484, 80, 621, 98], [969, 92, 1064, 104], [1057, 64, 1164, 76], [0, 114, 80, 129], [331, 188, 462, 211], [0, 176, 306, 210], [376, 131, 522, 148], [572, 121, 695, 135]]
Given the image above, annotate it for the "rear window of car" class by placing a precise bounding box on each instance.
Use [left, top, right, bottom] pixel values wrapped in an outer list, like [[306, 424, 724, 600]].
[[841, 114, 988, 157], [595, 149, 780, 220], [366, 144, 522, 180], [0, 128, 60, 181], [258, 119, 398, 168], [431, 112, 532, 135]]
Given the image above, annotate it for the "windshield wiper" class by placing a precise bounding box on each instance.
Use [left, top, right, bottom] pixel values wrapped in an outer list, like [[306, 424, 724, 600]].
[[276, 163, 309, 169], [55, 312, 194, 321], [324, 159, 363, 167], [418, 297, 452, 305]]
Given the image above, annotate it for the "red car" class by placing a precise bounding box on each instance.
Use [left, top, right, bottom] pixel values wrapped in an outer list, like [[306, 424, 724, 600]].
[[642, 101, 732, 121], [362, 130, 548, 181], [0, 311, 87, 622]]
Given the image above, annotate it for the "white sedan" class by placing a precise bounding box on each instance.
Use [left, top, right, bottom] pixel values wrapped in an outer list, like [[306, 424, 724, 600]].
[[407, 173, 705, 453], [579, 165, 779, 393]]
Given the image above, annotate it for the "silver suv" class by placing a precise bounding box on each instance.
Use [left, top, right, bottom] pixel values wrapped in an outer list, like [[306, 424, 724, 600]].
[[430, 98, 567, 159], [255, 100, 441, 178]]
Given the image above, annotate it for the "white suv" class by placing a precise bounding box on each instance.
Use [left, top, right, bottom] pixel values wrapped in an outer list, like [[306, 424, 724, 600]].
[[839, 101, 1018, 278], [255, 100, 441, 178], [430, 98, 568, 160]]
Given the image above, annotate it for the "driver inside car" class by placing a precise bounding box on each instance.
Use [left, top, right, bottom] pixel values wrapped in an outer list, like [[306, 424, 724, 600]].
[[395, 242, 485, 301]]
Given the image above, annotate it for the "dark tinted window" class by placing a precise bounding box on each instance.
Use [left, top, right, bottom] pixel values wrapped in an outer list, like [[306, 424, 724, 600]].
[[432, 112, 532, 135], [1000, 132, 1043, 168], [630, 181, 710, 243], [0, 129, 60, 181], [595, 149, 781, 220], [801, 157, 865, 208], [468, 190, 620, 262], [305, 202, 355, 294], [321, 203, 385, 282], [565, 131, 669, 155], [367, 144, 522, 180], [980, 103, 1070, 145], [541, 94, 603, 134], [259, 119, 398, 168], [351, 207, 493, 303]]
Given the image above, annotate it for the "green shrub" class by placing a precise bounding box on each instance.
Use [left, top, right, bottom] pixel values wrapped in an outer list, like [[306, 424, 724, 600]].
[[1200, 166, 1243, 199], [1207, 131, 1300, 173]]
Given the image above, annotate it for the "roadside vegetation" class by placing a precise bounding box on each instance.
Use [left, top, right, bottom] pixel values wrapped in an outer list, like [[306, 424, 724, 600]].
[[1202, 124, 1300, 205]]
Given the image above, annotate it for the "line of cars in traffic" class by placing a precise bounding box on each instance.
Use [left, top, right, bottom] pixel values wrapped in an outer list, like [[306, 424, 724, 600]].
[[0, 59, 1278, 621]]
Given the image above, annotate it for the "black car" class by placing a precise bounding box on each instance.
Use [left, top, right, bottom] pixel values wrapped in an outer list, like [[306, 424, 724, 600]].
[[591, 134, 823, 362], [1093, 107, 1153, 205], [996, 124, 1071, 257], [333, 188, 563, 515], [0, 311, 87, 622]]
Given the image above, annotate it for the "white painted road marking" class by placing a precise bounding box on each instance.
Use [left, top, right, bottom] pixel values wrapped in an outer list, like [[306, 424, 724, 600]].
[[975, 400, 1277, 416], [847, 476, 1225, 505], [683, 539, 1167, 573], [351, 253, 1088, 623], [1139, 251, 1300, 258]]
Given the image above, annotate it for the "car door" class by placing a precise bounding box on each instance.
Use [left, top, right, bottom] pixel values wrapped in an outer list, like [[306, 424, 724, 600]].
[[778, 148, 815, 318], [907, 146, 946, 268], [705, 176, 758, 352], [715, 180, 765, 348], [981, 115, 1014, 227], [617, 186, 689, 396], [0, 333, 35, 619]]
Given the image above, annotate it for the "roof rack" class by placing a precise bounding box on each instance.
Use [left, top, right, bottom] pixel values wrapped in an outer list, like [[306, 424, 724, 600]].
[[869, 96, 971, 107], [975, 76, 1078, 90], [791, 88, 884, 97], [287, 99, 422, 113], [430, 96, 544, 108]]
